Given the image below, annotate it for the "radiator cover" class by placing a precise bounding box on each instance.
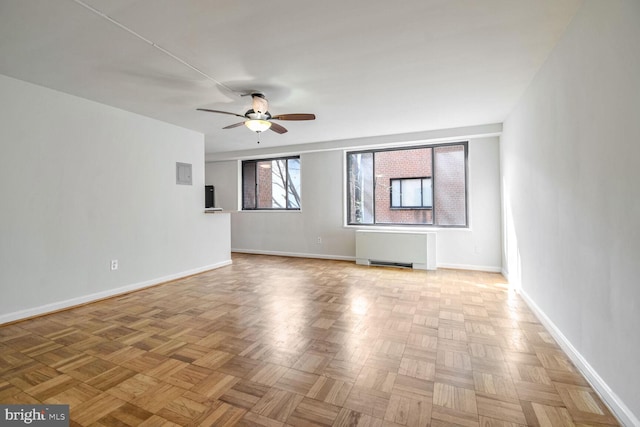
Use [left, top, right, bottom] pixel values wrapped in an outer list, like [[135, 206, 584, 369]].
[[355, 230, 437, 270]]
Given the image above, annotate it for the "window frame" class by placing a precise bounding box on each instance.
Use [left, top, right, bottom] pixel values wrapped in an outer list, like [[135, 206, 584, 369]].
[[390, 176, 433, 209], [241, 155, 301, 211], [346, 142, 469, 228]]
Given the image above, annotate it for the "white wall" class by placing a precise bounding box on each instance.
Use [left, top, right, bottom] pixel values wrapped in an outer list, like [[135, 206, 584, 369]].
[[0, 74, 231, 323], [206, 135, 502, 271], [501, 0, 640, 423]]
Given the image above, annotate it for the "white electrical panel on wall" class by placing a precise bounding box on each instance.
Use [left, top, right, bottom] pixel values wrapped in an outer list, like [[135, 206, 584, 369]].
[[176, 162, 192, 185]]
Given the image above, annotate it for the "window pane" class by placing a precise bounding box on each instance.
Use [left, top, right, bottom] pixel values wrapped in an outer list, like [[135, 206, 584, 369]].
[[422, 178, 433, 207], [256, 161, 274, 208], [347, 153, 374, 224], [374, 148, 432, 224], [401, 178, 422, 207], [271, 160, 287, 208], [242, 157, 300, 210], [242, 162, 256, 209], [287, 158, 301, 209], [391, 180, 401, 207], [346, 143, 466, 227], [434, 145, 466, 226]]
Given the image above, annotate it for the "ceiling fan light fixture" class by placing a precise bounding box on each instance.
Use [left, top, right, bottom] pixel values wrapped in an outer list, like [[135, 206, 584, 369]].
[[245, 119, 272, 133]]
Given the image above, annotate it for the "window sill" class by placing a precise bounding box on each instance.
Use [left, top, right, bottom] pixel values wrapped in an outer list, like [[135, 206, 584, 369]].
[[239, 210, 302, 213], [343, 224, 470, 231]]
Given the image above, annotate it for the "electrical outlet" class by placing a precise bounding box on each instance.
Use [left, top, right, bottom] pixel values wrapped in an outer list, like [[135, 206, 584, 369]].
[[110, 259, 118, 271], [317, 237, 322, 244]]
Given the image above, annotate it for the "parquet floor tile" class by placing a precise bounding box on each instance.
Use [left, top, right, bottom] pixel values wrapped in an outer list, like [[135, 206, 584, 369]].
[[398, 356, 435, 381], [306, 375, 353, 407], [322, 358, 363, 383], [237, 411, 286, 427], [97, 402, 154, 426], [293, 350, 333, 375], [196, 400, 246, 426], [384, 393, 432, 426], [157, 392, 212, 425], [252, 388, 304, 422], [220, 379, 270, 410], [286, 396, 341, 426], [354, 366, 396, 394], [476, 395, 526, 425], [333, 408, 383, 426], [0, 253, 620, 426], [342, 385, 390, 419]]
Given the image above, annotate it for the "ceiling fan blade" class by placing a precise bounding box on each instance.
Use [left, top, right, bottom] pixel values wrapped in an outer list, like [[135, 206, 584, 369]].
[[197, 108, 246, 119], [222, 121, 246, 129], [271, 113, 316, 121], [269, 122, 288, 134]]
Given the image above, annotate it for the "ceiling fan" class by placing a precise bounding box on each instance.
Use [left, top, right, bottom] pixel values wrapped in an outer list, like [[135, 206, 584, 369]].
[[197, 93, 316, 136]]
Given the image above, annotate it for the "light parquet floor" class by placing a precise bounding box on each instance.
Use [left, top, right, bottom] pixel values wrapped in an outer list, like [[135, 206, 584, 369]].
[[0, 254, 620, 426]]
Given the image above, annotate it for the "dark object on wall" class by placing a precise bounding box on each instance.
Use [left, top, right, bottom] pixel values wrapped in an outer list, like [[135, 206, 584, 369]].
[[205, 185, 215, 208]]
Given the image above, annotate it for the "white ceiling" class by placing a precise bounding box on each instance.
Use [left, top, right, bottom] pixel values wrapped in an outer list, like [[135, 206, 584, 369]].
[[0, 0, 582, 155]]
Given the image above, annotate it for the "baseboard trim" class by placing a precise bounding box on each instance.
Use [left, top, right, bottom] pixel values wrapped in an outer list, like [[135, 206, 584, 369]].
[[437, 263, 503, 273], [0, 260, 232, 326], [232, 248, 355, 262], [518, 288, 637, 427], [232, 250, 503, 273]]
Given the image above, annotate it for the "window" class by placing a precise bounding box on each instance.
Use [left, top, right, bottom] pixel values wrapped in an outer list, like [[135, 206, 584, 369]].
[[242, 156, 301, 210], [391, 177, 432, 208], [347, 143, 467, 226]]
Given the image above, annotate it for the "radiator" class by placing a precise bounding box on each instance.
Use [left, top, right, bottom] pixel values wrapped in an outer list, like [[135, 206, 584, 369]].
[[355, 230, 437, 270]]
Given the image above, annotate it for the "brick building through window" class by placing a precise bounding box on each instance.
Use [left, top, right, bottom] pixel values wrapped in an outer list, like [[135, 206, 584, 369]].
[[347, 143, 467, 226]]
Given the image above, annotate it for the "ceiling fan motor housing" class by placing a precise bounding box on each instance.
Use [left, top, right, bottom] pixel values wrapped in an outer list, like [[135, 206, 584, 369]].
[[245, 109, 271, 120], [251, 93, 269, 114]]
